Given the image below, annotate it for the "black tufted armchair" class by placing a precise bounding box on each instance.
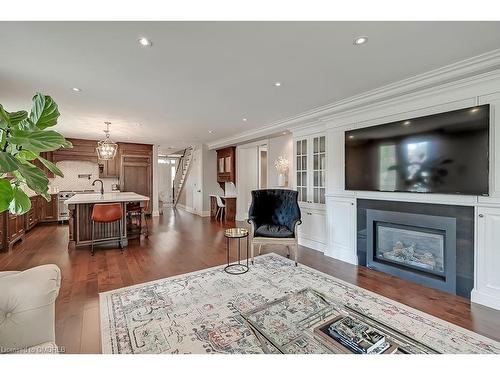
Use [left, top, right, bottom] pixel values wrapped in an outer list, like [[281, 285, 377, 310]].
[[247, 189, 302, 265]]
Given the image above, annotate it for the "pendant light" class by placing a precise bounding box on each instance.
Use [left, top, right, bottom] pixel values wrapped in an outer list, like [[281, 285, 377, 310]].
[[96, 121, 118, 160]]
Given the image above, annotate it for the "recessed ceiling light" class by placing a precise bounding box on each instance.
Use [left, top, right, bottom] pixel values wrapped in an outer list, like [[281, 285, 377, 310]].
[[242, 118, 248, 122], [403, 121, 411, 126], [72, 87, 81, 92], [274, 82, 282, 87], [354, 36, 368, 45], [208, 130, 213, 134], [138, 37, 152, 47], [282, 131, 288, 135]]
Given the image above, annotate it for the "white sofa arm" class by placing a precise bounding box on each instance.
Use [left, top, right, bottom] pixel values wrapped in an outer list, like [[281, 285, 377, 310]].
[[0, 264, 61, 353]]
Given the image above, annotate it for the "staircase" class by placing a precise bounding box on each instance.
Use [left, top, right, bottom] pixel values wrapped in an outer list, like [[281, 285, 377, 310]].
[[173, 146, 194, 207]]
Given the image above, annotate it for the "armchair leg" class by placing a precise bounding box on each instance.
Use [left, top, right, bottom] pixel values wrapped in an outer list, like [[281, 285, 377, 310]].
[[258, 244, 262, 255], [294, 243, 298, 266], [251, 241, 255, 265], [286, 245, 290, 258]]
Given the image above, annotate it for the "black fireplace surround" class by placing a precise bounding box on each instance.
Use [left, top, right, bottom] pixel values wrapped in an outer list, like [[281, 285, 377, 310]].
[[357, 199, 474, 298]]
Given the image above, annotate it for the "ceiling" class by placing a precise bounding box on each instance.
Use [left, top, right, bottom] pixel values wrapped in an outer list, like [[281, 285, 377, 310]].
[[1, 21, 500, 153]]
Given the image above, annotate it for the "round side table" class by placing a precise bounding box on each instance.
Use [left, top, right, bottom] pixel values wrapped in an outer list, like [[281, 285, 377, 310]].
[[224, 228, 249, 275]]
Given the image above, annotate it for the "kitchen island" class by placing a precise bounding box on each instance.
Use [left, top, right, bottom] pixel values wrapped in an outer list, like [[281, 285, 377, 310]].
[[65, 192, 149, 250]]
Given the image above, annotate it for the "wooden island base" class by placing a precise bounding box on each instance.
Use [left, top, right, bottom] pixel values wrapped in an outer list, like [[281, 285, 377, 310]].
[[66, 193, 149, 250]]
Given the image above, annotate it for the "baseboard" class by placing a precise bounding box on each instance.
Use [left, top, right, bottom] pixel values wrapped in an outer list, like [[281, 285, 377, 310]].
[[471, 288, 500, 311], [298, 238, 327, 253], [176, 204, 210, 218]]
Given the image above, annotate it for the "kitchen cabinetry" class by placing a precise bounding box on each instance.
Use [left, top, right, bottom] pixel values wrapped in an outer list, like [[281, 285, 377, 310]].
[[120, 143, 153, 214], [472, 206, 500, 310], [294, 133, 327, 251], [8, 213, 25, 249], [99, 155, 120, 178], [0, 214, 4, 251], [26, 196, 39, 231], [216, 147, 236, 187], [1, 193, 58, 252], [53, 138, 98, 163], [40, 194, 58, 222]]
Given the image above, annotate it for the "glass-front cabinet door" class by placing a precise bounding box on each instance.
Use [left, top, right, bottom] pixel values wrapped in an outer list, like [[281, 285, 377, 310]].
[[296, 139, 308, 202], [294, 134, 326, 205], [312, 135, 326, 204]]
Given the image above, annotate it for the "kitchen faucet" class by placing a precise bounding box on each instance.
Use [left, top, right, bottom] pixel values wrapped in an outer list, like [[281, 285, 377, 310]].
[[92, 179, 104, 195]]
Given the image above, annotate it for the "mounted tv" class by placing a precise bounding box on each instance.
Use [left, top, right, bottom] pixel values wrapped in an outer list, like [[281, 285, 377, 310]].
[[345, 105, 490, 196]]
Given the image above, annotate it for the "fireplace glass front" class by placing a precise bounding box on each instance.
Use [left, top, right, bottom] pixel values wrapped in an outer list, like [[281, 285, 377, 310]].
[[375, 223, 445, 277]]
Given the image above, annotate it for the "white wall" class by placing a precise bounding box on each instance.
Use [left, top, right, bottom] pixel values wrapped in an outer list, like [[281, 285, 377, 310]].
[[235, 135, 294, 220], [178, 144, 222, 216], [236, 144, 260, 221]]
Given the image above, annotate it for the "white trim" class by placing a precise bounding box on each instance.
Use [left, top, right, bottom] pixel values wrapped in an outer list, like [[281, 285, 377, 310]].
[[207, 48, 500, 149], [298, 238, 327, 253], [176, 203, 210, 217], [471, 288, 500, 311]]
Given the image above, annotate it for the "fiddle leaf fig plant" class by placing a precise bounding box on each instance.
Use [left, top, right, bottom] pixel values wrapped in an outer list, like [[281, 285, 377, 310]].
[[0, 93, 72, 215]]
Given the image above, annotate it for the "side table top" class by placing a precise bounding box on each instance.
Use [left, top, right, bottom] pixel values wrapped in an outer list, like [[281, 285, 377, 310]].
[[224, 228, 249, 238]]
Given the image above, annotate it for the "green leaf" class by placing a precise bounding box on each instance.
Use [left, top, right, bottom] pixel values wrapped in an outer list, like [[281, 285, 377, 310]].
[[9, 130, 68, 153], [8, 110, 28, 126], [17, 118, 37, 131], [37, 155, 64, 177], [0, 179, 13, 213], [0, 151, 19, 172], [17, 150, 39, 161], [30, 94, 60, 129], [0, 104, 10, 129], [16, 162, 49, 193], [8, 186, 31, 215]]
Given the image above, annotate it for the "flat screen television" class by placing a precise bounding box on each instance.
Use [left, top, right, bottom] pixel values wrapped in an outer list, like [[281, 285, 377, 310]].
[[345, 105, 490, 195]]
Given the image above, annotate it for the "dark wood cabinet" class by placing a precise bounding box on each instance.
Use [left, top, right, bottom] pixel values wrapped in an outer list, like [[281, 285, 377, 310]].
[[0, 213, 5, 251], [8, 213, 25, 249], [99, 155, 120, 178], [53, 138, 98, 163], [216, 147, 236, 188], [25, 196, 39, 231], [40, 194, 58, 222]]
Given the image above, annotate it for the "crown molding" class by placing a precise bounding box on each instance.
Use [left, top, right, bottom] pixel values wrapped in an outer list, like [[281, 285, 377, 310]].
[[207, 48, 500, 150]]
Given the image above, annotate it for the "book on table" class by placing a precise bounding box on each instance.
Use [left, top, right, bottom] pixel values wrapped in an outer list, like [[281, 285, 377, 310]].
[[327, 316, 389, 354]]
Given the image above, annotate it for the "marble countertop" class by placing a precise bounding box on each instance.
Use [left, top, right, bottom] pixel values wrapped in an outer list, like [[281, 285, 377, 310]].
[[65, 192, 149, 205]]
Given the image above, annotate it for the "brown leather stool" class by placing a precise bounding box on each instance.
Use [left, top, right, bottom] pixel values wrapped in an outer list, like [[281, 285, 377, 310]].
[[91, 203, 124, 255]]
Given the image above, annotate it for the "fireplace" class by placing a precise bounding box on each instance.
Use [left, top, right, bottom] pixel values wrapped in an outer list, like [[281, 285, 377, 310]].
[[366, 209, 457, 294], [375, 224, 445, 276]]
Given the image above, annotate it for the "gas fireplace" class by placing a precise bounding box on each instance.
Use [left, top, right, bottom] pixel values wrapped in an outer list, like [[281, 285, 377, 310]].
[[366, 209, 457, 294]]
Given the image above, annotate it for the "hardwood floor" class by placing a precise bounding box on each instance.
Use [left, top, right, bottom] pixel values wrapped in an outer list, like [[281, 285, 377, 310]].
[[1, 207, 499, 353]]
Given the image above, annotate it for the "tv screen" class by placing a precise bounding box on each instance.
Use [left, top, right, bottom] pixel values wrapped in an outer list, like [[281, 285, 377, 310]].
[[345, 105, 490, 195]]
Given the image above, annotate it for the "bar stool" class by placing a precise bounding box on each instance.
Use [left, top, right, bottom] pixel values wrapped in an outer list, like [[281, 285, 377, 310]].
[[126, 201, 149, 237], [91, 203, 124, 256]]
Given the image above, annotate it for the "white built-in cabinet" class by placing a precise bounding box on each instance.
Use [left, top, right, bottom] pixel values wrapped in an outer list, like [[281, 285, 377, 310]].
[[472, 206, 500, 310], [325, 196, 357, 264], [294, 133, 327, 251]]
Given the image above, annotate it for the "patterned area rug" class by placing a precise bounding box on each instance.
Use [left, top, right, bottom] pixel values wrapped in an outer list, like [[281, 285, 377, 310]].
[[99, 253, 500, 354]]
